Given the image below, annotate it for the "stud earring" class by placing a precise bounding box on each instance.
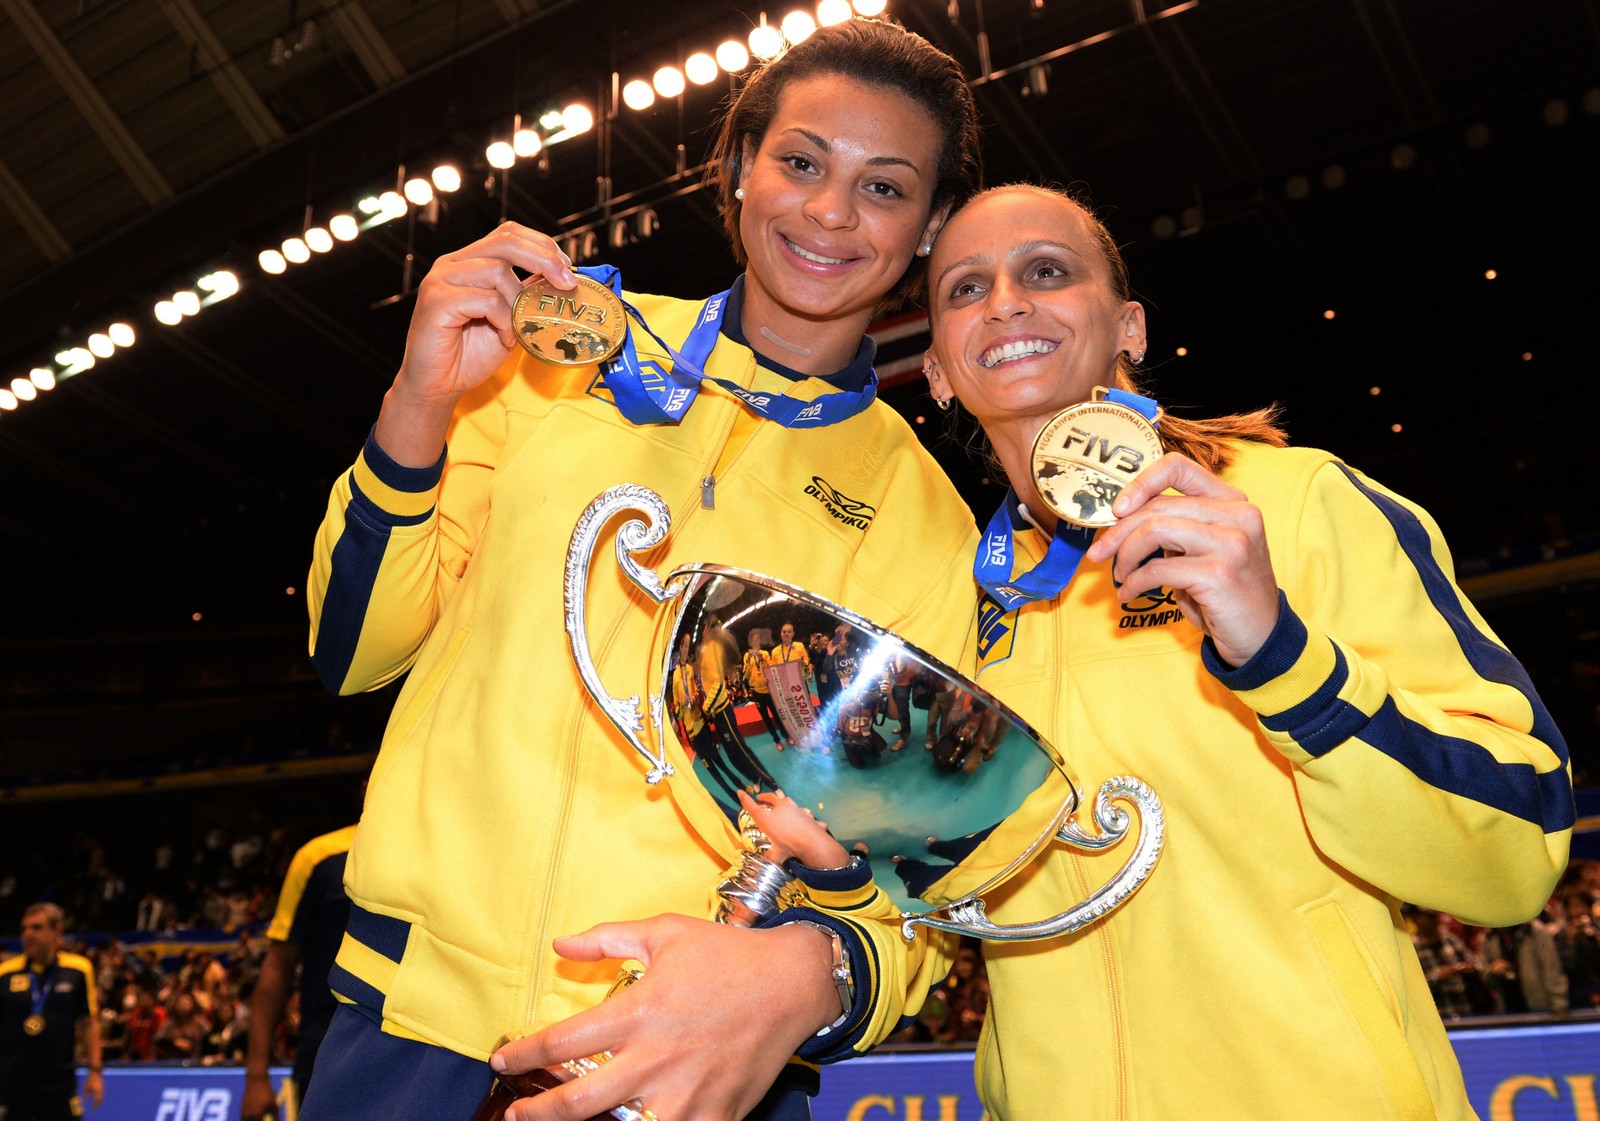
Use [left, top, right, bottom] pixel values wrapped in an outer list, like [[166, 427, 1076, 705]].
[[919, 241, 933, 256], [735, 187, 746, 201]]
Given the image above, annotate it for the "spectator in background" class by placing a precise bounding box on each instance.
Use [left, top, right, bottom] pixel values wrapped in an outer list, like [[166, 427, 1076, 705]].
[[242, 825, 355, 1120], [1514, 914, 1570, 1014], [926, 945, 990, 1043], [1411, 907, 1488, 1019], [121, 987, 164, 1061], [1558, 888, 1600, 1010], [155, 991, 208, 1060]]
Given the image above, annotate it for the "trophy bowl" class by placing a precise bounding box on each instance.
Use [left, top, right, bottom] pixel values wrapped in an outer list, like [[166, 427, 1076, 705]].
[[567, 484, 1163, 941]]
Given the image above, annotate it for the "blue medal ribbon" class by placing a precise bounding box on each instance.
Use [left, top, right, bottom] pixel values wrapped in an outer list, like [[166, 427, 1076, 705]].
[[973, 389, 1160, 610], [30, 962, 57, 1020], [580, 265, 878, 428]]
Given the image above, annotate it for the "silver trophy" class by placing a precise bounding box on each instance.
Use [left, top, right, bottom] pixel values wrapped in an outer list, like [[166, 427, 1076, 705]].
[[566, 484, 1163, 941]]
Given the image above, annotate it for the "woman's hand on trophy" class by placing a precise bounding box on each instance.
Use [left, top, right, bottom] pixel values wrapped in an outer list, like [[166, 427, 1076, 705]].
[[738, 789, 851, 871], [375, 222, 578, 467], [1086, 452, 1282, 669], [490, 914, 841, 1121]]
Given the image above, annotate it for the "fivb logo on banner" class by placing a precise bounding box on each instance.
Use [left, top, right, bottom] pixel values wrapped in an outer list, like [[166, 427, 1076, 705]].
[[154, 1088, 230, 1121]]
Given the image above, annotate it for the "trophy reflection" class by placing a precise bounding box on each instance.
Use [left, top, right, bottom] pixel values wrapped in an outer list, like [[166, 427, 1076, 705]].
[[472, 484, 1164, 1119]]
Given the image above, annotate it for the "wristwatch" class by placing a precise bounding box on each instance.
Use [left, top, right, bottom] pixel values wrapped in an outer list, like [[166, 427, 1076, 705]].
[[793, 920, 855, 1036]]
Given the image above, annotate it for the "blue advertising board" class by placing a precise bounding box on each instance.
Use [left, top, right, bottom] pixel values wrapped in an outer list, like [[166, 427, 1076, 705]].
[[82, 1020, 1600, 1121]]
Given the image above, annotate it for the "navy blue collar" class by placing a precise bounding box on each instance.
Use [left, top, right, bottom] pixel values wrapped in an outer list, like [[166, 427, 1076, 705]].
[[720, 274, 877, 392]]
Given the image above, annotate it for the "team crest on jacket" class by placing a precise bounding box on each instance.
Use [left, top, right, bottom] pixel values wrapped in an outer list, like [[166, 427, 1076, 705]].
[[1119, 587, 1186, 630], [976, 592, 1018, 674], [805, 476, 876, 530]]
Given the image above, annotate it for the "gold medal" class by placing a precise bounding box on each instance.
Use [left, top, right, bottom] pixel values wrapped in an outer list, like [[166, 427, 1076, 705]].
[[1030, 388, 1162, 528], [511, 274, 627, 366], [23, 1013, 45, 1035]]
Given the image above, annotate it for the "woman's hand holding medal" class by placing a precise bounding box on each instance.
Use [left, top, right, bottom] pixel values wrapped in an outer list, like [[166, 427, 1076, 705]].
[[1085, 453, 1282, 670], [377, 223, 578, 467]]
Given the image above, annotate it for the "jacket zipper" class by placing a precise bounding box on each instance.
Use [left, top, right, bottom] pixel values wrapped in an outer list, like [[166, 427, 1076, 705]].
[[523, 359, 751, 1028]]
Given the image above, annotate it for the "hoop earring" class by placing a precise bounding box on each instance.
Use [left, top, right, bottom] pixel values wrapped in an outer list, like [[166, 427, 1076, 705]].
[[935, 396, 952, 412], [1133, 349, 1146, 365], [735, 187, 746, 201]]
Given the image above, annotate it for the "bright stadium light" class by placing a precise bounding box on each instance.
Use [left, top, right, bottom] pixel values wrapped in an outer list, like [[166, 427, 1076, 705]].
[[487, 140, 516, 168], [403, 178, 434, 206], [329, 213, 359, 241], [749, 20, 783, 60], [282, 237, 311, 264], [431, 164, 462, 193], [259, 248, 287, 274], [685, 52, 718, 85], [715, 39, 750, 72], [781, 10, 817, 43], [653, 66, 686, 99], [305, 226, 334, 253], [818, 0, 853, 25], [622, 79, 655, 111], [512, 129, 542, 157], [107, 322, 136, 347], [562, 103, 594, 134]]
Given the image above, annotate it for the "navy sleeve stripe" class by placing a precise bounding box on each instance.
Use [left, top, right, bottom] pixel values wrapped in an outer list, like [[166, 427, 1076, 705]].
[[347, 904, 412, 964], [312, 475, 402, 693], [1335, 464, 1569, 768], [1349, 698, 1574, 831], [327, 961, 387, 1015]]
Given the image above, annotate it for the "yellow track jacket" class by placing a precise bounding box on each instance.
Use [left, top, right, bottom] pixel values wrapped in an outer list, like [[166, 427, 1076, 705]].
[[306, 289, 978, 1062], [940, 442, 1572, 1120]]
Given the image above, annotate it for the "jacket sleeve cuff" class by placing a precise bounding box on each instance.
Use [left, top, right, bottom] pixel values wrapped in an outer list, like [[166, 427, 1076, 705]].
[[787, 853, 874, 896], [1203, 590, 1366, 760], [348, 425, 445, 525], [756, 906, 875, 1065]]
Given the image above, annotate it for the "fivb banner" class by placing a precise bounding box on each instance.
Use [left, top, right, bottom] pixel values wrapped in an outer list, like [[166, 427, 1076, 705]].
[[83, 1020, 1600, 1120]]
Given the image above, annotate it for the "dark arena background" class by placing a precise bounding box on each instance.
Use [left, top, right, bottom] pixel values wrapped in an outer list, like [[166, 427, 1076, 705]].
[[0, 1, 1597, 1118]]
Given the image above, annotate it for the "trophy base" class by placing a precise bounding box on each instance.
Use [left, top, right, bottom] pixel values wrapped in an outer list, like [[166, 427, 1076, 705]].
[[471, 1066, 635, 1121]]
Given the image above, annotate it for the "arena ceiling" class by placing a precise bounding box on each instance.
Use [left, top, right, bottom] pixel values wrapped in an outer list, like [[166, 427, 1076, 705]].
[[1, 0, 1596, 651]]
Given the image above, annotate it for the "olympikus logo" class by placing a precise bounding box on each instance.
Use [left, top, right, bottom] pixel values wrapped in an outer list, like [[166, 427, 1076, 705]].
[[805, 476, 876, 530], [1119, 588, 1185, 630], [155, 1089, 230, 1121]]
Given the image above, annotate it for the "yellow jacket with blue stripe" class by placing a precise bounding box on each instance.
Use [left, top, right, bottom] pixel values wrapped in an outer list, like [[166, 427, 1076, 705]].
[[306, 288, 978, 1062], [942, 442, 1571, 1121]]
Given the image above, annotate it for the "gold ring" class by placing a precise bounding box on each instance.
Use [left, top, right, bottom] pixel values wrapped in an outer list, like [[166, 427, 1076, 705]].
[[624, 1100, 659, 1121]]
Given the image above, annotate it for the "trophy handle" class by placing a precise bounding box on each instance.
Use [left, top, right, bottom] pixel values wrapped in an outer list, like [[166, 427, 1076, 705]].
[[902, 775, 1163, 943], [564, 484, 683, 785]]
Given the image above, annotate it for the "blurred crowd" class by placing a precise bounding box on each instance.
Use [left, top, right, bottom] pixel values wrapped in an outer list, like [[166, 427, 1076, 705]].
[[4, 810, 1597, 1072], [1410, 855, 1600, 1019], [81, 936, 292, 1066]]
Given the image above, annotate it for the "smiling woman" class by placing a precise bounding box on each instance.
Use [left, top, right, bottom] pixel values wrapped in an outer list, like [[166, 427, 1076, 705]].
[[909, 184, 1575, 1119], [298, 18, 987, 1121]]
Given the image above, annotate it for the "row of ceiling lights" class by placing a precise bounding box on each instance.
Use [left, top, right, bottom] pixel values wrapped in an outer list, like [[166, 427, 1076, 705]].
[[4, 6, 896, 408], [0, 271, 239, 415]]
